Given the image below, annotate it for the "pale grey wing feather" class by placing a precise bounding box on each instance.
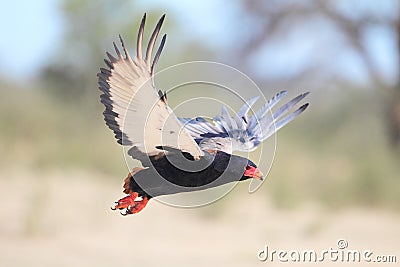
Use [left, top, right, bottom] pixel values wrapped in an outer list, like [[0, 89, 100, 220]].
[[179, 91, 309, 153], [247, 90, 288, 130], [221, 105, 238, 130], [98, 14, 203, 159], [179, 117, 222, 138], [253, 92, 310, 138], [260, 103, 309, 140], [236, 96, 259, 123]]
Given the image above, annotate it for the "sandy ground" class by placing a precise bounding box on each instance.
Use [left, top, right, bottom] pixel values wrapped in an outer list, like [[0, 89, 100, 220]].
[[0, 169, 399, 267]]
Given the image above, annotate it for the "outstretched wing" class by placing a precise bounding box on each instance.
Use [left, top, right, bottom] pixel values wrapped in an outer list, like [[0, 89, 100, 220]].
[[98, 14, 203, 160], [179, 91, 309, 154]]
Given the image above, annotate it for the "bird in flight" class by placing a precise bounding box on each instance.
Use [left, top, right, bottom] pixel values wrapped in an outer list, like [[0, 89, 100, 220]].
[[98, 14, 309, 215]]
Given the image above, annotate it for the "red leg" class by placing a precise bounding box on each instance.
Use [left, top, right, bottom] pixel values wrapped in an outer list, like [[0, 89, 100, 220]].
[[111, 168, 149, 216], [111, 193, 149, 215], [129, 196, 149, 214], [111, 192, 138, 210]]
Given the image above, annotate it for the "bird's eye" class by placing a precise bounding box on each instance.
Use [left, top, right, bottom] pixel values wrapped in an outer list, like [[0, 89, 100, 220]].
[[245, 165, 251, 170]]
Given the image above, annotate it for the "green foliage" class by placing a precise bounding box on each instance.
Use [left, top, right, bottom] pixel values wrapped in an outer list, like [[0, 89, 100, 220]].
[[2, 0, 399, 212], [1, 82, 399, 210], [0, 83, 123, 175]]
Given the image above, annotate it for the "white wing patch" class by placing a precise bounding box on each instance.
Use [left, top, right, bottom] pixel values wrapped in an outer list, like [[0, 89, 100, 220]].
[[98, 14, 203, 159]]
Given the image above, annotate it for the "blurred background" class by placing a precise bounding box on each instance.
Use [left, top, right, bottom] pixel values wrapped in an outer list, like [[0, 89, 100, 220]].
[[1, 0, 399, 266]]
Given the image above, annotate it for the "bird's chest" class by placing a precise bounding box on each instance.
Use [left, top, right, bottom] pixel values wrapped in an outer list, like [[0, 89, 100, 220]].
[[150, 156, 223, 187]]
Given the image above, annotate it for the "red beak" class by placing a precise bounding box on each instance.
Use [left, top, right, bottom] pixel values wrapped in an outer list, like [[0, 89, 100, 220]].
[[244, 166, 264, 181], [253, 168, 264, 181]]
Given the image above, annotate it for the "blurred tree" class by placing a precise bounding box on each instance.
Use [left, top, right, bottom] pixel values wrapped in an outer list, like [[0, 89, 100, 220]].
[[39, 0, 400, 146], [39, 0, 167, 103], [229, 0, 400, 146]]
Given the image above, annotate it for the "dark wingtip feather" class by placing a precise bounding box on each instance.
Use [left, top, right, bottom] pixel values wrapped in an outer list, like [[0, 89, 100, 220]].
[[145, 14, 166, 66], [118, 34, 130, 60], [298, 103, 309, 112], [151, 33, 166, 74], [137, 13, 147, 59], [103, 59, 113, 69], [156, 14, 166, 30], [279, 90, 288, 95], [106, 52, 117, 63], [113, 42, 122, 58], [141, 13, 147, 27], [100, 67, 111, 75]]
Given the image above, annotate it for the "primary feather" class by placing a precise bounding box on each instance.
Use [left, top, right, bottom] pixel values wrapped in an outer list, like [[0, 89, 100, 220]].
[[179, 91, 309, 154], [98, 13, 203, 159]]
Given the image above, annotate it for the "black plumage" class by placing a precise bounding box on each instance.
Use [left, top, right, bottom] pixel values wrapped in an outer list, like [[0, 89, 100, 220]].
[[98, 14, 308, 215], [126, 148, 257, 199]]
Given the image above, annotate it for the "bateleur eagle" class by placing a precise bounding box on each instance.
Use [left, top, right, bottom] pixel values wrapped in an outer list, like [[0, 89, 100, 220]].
[[97, 14, 309, 215]]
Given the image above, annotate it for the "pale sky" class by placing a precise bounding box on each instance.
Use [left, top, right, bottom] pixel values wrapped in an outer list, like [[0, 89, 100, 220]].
[[0, 0, 235, 80], [0, 0, 62, 79], [0, 0, 397, 85]]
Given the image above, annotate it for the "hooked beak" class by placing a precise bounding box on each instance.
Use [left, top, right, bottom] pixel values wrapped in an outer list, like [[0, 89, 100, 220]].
[[254, 168, 264, 181]]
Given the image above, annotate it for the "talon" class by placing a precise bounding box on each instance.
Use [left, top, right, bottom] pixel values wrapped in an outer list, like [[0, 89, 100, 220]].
[[111, 192, 149, 215], [111, 192, 139, 211], [121, 207, 132, 216]]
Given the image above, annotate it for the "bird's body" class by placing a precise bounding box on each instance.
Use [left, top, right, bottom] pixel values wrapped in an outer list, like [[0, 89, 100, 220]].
[[125, 149, 258, 197], [98, 14, 309, 215]]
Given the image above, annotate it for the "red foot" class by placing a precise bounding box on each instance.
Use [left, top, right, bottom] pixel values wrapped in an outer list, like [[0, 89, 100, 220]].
[[127, 196, 149, 215], [111, 193, 149, 215], [111, 192, 138, 210]]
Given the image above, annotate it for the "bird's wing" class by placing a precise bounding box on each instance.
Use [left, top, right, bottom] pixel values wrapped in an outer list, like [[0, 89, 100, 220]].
[[179, 91, 309, 154], [98, 14, 203, 160]]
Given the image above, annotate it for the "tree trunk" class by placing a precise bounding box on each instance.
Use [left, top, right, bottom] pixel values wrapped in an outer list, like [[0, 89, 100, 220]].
[[387, 87, 400, 146]]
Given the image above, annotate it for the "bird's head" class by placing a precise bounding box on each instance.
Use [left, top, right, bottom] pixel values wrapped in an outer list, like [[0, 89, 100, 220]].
[[242, 160, 264, 181], [213, 151, 264, 182]]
